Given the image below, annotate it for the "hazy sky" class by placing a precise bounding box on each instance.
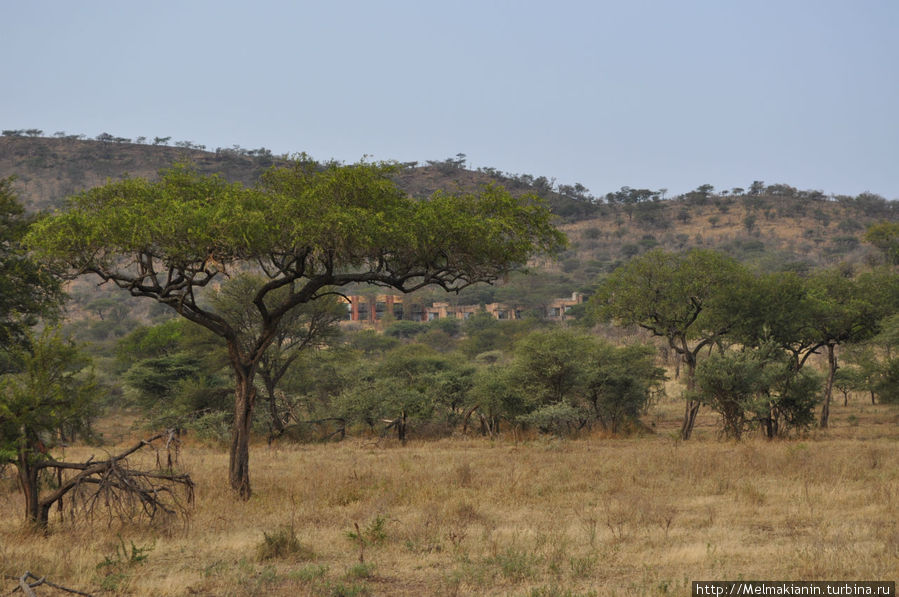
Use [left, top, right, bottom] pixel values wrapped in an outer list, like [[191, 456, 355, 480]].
[[3, 1, 897, 199]]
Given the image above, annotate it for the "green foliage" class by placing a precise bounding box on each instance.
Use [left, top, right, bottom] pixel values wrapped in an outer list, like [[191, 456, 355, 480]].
[[384, 320, 428, 339], [0, 328, 96, 464], [345, 514, 390, 547], [117, 321, 230, 429], [469, 329, 664, 435], [693, 350, 772, 439], [0, 177, 62, 361], [336, 345, 471, 433], [348, 329, 400, 354], [518, 402, 585, 435], [864, 221, 899, 265], [693, 347, 821, 438], [593, 249, 748, 347], [510, 330, 592, 405], [469, 365, 531, 428], [584, 342, 664, 433]]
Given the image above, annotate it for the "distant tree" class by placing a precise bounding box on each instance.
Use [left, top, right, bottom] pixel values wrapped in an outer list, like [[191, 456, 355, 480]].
[[693, 345, 820, 439], [2, 130, 24, 137], [582, 341, 664, 433], [504, 329, 664, 435], [136, 136, 147, 144], [152, 136, 171, 145], [24, 129, 43, 137], [805, 269, 891, 427], [863, 221, 899, 265], [336, 344, 469, 441], [743, 214, 757, 234], [748, 181, 765, 196], [731, 268, 897, 427], [592, 249, 749, 439], [27, 160, 564, 499]]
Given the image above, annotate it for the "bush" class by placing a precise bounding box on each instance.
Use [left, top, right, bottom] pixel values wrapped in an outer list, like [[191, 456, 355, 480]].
[[518, 402, 585, 435], [384, 320, 427, 339], [257, 524, 315, 561]]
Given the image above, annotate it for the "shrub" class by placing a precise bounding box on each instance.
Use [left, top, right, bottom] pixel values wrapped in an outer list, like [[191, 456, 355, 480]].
[[257, 524, 315, 561]]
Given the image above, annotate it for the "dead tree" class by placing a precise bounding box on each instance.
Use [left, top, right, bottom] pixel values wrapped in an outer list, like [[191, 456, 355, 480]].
[[17, 430, 194, 530]]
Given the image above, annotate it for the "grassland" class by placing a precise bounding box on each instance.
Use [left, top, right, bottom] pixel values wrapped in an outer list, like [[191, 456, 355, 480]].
[[2, 397, 897, 596]]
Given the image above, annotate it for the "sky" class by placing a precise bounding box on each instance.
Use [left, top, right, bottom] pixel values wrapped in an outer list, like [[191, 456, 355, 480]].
[[3, 1, 898, 199]]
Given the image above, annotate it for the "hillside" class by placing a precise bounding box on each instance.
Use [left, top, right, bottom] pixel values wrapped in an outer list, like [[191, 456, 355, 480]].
[[0, 136, 596, 219], [3, 134, 898, 298], [558, 190, 898, 282], [0, 136, 273, 212]]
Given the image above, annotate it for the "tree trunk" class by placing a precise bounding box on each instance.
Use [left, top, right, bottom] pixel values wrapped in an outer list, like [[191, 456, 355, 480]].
[[680, 353, 700, 440], [229, 362, 257, 500], [681, 399, 701, 440], [819, 343, 837, 428], [397, 410, 407, 445], [17, 449, 43, 528], [264, 376, 285, 436]]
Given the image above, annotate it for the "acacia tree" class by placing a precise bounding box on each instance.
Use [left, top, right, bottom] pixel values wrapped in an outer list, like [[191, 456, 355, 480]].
[[805, 269, 896, 427], [27, 159, 564, 498], [592, 249, 748, 439], [730, 268, 898, 428]]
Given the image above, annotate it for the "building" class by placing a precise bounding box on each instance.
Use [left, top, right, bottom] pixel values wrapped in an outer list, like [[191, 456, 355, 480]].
[[545, 292, 585, 321], [339, 291, 584, 325]]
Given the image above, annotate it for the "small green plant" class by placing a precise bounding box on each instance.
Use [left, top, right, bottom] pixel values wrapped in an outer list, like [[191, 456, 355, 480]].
[[290, 564, 329, 582], [569, 554, 597, 578], [94, 537, 154, 591], [346, 562, 376, 580], [346, 514, 390, 546], [330, 582, 370, 597], [257, 524, 315, 561], [491, 546, 539, 582], [345, 514, 390, 563]]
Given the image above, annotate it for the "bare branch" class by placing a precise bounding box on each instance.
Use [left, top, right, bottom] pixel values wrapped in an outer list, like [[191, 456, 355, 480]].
[[8, 572, 92, 596]]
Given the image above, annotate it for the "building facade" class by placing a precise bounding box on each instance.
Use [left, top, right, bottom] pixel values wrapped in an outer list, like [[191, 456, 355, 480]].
[[339, 291, 584, 325]]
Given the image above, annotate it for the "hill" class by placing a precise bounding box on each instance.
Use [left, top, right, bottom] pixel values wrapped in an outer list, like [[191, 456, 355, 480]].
[[2, 134, 898, 300], [0, 136, 597, 219]]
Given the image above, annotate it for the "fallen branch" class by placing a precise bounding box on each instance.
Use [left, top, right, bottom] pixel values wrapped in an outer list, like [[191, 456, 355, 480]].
[[7, 571, 92, 596], [22, 430, 194, 529]]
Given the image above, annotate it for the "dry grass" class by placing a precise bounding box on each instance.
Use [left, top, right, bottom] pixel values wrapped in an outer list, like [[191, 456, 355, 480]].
[[2, 398, 898, 596]]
